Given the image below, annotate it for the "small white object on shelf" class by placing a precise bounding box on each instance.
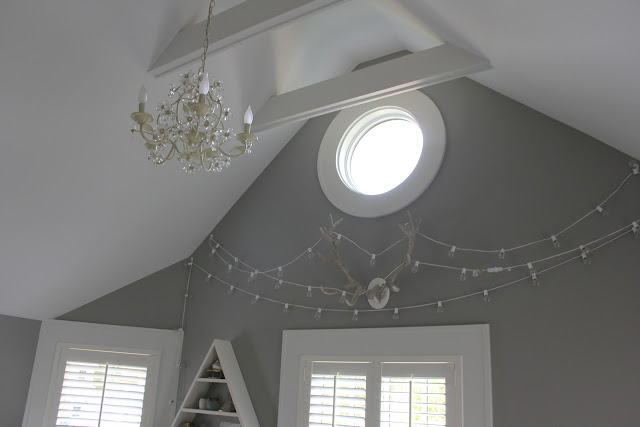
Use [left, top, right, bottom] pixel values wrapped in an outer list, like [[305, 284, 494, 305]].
[[170, 339, 259, 427]]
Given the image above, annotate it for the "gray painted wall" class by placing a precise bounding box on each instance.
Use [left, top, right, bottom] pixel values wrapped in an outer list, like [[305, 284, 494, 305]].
[[63, 78, 640, 426], [0, 314, 41, 425], [60, 261, 187, 330]]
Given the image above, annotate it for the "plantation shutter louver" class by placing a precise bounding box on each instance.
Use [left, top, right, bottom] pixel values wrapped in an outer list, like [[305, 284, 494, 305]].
[[309, 362, 368, 427], [380, 363, 453, 427], [53, 348, 153, 427]]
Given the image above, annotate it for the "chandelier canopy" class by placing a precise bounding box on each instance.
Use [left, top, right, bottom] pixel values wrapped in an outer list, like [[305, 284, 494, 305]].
[[130, 0, 257, 174]]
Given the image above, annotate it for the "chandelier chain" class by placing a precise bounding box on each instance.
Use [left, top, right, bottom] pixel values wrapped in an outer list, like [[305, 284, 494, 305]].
[[200, 0, 216, 76]]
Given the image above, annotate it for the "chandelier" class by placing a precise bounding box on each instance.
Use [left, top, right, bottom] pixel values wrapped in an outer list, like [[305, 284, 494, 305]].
[[130, 0, 257, 174]]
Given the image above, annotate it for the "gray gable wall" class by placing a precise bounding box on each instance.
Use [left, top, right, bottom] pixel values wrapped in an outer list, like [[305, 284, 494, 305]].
[[58, 78, 640, 426]]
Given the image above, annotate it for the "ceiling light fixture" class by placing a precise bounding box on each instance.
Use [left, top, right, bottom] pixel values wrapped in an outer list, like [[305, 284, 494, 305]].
[[130, 0, 257, 174]]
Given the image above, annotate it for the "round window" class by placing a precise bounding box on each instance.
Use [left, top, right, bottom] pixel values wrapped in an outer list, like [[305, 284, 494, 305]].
[[337, 108, 423, 195], [318, 91, 446, 218]]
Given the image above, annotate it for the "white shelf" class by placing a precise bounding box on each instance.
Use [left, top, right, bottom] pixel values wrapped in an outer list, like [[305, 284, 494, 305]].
[[196, 377, 227, 383], [181, 408, 239, 417]]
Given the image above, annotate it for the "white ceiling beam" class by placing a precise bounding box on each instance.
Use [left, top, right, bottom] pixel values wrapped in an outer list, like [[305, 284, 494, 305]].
[[149, 0, 346, 77], [251, 44, 491, 133]]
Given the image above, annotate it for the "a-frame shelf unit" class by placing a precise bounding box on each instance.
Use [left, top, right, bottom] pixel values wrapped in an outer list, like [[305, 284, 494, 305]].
[[170, 339, 259, 427]]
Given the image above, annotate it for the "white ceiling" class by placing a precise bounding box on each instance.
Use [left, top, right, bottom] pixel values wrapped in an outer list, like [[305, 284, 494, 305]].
[[1, 0, 638, 320]]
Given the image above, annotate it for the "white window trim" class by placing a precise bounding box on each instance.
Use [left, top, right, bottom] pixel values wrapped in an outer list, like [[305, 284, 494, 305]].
[[317, 90, 446, 218], [23, 320, 183, 427], [277, 324, 492, 427]]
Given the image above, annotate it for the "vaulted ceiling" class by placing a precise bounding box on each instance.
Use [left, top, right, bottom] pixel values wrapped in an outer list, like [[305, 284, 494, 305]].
[[1, 0, 639, 320]]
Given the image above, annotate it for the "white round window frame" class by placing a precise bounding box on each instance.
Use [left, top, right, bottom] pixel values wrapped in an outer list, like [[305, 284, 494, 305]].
[[318, 91, 446, 218]]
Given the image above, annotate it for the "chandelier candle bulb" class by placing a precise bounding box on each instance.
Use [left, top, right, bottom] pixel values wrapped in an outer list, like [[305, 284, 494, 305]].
[[199, 73, 210, 95]]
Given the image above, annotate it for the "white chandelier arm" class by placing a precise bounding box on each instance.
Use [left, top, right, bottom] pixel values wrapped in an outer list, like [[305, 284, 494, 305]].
[[191, 227, 632, 315]]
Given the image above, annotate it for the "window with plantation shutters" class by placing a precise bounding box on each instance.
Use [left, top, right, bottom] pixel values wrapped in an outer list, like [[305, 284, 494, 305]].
[[309, 362, 369, 427], [49, 346, 156, 427], [303, 360, 456, 427]]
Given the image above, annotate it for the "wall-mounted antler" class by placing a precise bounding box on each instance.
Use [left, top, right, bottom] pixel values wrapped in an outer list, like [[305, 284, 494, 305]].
[[318, 213, 419, 308]]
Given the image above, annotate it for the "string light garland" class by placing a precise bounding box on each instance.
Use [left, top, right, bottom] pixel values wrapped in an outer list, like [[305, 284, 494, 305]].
[[208, 166, 638, 285], [187, 225, 636, 320], [180, 163, 640, 320]]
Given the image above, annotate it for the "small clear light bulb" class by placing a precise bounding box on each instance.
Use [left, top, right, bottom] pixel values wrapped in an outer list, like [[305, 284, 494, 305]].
[[499, 249, 505, 259], [448, 246, 456, 258], [437, 301, 445, 313], [411, 261, 419, 274], [206, 274, 212, 283], [210, 243, 220, 256], [306, 286, 313, 298], [551, 235, 560, 248], [632, 222, 639, 239], [248, 270, 258, 282], [335, 234, 342, 246], [227, 264, 233, 274], [352, 310, 359, 322], [233, 257, 239, 267], [275, 280, 283, 291], [226, 285, 235, 295], [339, 291, 347, 304], [482, 290, 492, 303], [250, 295, 259, 305], [277, 266, 283, 278], [527, 262, 540, 286], [472, 269, 479, 278], [314, 308, 322, 320], [459, 268, 467, 282], [282, 303, 289, 314], [307, 248, 314, 259], [392, 308, 399, 320], [596, 205, 609, 217], [369, 254, 376, 267], [580, 245, 591, 265]]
